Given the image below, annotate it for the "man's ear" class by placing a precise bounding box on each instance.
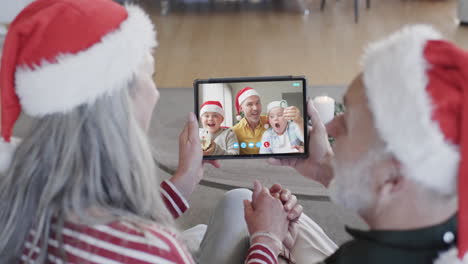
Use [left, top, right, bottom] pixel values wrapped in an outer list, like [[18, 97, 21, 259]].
[[374, 157, 404, 201]]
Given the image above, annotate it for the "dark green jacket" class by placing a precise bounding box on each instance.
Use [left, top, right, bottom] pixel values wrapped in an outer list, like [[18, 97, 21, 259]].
[[323, 215, 457, 264]]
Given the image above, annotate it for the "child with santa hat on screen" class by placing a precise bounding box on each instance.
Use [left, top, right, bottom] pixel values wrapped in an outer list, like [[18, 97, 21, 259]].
[[260, 100, 305, 154], [199, 101, 239, 156]]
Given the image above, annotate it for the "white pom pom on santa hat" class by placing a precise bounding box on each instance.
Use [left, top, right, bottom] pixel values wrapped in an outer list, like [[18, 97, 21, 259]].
[[361, 24, 468, 263], [434, 248, 468, 264], [0, 0, 156, 172], [267, 100, 288, 114]]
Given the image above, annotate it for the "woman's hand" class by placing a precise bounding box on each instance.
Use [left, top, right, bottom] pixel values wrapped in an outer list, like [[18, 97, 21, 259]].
[[244, 181, 290, 256], [170, 113, 220, 199], [268, 99, 334, 187]]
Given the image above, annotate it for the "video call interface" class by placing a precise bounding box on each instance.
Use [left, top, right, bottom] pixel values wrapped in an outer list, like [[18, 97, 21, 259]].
[[197, 80, 306, 157]]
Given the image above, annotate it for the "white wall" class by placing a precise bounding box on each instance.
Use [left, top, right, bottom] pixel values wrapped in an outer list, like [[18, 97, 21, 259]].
[[460, 0, 468, 22], [200, 83, 234, 127], [0, 24, 6, 35], [0, 0, 34, 24]]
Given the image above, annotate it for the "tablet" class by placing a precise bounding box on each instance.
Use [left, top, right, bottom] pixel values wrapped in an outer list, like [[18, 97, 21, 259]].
[[194, 76, 308, 159]]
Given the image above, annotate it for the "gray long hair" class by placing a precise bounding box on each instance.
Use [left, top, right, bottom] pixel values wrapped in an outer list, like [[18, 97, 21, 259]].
[[0, 81, 174, 263]]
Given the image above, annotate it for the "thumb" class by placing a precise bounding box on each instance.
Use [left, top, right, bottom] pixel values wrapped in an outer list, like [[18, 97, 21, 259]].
[[307, 98, 323, 127], [187, 112, 200, 144], [243, 200, 254, 219], [267, 157, 293, 167], [269, 183, 282, 195], [179, 120, 189, 143], [326, 114, 344, 138], [203, 160, 221, 168], [267, 158, 282, 166], [252, 180, 262, 202]]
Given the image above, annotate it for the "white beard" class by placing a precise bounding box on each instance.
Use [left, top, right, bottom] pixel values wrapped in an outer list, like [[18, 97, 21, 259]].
[[329, 150, 383, 214]]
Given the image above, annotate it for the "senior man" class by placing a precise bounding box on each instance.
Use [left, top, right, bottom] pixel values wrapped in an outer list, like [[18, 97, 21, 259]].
[[253, 25, 467, 264]]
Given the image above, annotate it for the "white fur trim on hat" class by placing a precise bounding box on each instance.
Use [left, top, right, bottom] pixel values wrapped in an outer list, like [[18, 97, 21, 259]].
[[238, 89, 260, 106], [362, 25, 459, 195], [15, 5, 156, 116], [434, 247, 468, 264], [200, 104, 225, 118], [0, 137, 21, 174], [267, 100, 288, 114]]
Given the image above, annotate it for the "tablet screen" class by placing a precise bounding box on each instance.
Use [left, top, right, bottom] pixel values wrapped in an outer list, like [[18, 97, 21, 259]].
[[195, 76, 308, 159]]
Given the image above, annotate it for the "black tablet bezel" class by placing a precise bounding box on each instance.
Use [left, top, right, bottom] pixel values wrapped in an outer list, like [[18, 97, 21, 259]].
[[194, 75, 309, 160]]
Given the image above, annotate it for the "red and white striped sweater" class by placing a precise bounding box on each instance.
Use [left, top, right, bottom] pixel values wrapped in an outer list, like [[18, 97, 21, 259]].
[[21, 180, 277, 264]]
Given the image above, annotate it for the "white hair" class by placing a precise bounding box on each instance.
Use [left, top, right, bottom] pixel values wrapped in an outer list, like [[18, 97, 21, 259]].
[[0, 81, 174, 262], [329, 143, 457, 215], [329, 146, 390, 214]]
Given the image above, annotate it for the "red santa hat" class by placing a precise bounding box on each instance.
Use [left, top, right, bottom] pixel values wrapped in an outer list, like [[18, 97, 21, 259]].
[[362, 25, 468, 263], [235, 87, 260, 121], [200, 101, 225, 118], [0, 0, 156, 173]]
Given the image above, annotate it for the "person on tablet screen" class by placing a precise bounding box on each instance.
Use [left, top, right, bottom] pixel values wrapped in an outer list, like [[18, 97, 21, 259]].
[[199, 101, 239, 156], [232, 87, 303, 155], [260, 100, 304, 154]]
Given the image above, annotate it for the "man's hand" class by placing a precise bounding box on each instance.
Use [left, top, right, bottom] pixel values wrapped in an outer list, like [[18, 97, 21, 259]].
[[244, 181, 290, 256], [284, 106, 304, 139], [270, 184, 302, 250], [170, 113, 220, 199], [284, 106, 303, 124], [268, 99, 334, 187]]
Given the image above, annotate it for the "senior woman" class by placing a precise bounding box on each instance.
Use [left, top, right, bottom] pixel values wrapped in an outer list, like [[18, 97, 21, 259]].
[[0, 0, 305, 263]]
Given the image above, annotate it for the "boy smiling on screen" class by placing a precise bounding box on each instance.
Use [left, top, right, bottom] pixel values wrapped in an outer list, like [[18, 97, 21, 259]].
[[259, 100, 305, 154], [199, 101, 239, 156]]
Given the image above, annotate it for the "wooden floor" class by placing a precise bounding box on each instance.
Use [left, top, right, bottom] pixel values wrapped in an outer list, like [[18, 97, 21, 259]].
[[141, 0, 468, 88]]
